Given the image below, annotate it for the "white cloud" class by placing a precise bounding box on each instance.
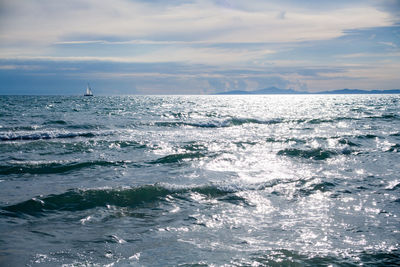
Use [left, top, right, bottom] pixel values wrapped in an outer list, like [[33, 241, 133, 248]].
[[0, 45, 275, 65], [337, 52, 400, 58], [0, 0, 393, 47], [379, 41, 397, 48], [0, 64, 42, 70], [130, 46, 275, 64]]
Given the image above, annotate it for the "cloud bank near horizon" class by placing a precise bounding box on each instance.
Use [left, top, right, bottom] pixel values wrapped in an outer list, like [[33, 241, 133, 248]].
[[0, 0, 399, 94]]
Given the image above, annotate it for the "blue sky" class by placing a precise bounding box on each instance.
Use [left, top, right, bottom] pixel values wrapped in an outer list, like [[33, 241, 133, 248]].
[[0, 0, 399, 95]]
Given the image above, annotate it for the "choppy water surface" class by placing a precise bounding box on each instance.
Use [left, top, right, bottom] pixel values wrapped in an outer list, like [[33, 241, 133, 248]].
[[0, 95, 399, 266]]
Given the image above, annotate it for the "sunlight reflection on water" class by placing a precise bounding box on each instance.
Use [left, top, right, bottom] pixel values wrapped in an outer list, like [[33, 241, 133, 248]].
[[0, 95, 399, 265]]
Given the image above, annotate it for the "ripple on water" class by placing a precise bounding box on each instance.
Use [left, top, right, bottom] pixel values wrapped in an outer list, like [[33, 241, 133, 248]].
[[0, 95, 399, 266]]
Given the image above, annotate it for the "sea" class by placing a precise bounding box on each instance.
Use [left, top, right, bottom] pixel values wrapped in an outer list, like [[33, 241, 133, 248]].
[[0, 95, 399, 266]]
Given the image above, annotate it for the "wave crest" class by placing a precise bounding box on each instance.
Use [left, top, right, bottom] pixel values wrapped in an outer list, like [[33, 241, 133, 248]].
[[2, 184, 238, 216], [277, 148, 338, 160], [154, 117, 283, 128], [150, 152, 208, 164], [0, 160, 132, 175], [0, 131, 101, 141]]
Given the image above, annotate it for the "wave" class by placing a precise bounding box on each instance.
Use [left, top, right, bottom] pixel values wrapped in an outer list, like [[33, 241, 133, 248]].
[[277, 148, 338, 160], [298, 181, 336, 196], [337, 138, 360, 147], [386, 181, 400, 191], [154, 117, 283, 128], [0, 139, 146, 151], [149, 152, 209, 164], [306, 118, 335, 124], [356, 134, 379, 139], [0, 160, 133, 175], [154, 121, 231, 128], [0, 125, 42, 131], [234, 140, 260, 148], [109, 140, 147, 149], [0, 130, 111, 141], [296, 116, 359, 125], [43, 120, 67, 125], [386, 144, 400, 153], [43, 120, 103, 130], [152, 114, 400, 129], [265, 137, 307, 144], [366, 114, 400, 120], [246, 249, 400, 266], [181, 142, 207, 152], [162, 111, 191, 119], [153, 114, 397, 129], [229, 118, 283, 126], [257, 178, 337, 197], [65, 124, 104, 130], [2, 184, 239, 216]]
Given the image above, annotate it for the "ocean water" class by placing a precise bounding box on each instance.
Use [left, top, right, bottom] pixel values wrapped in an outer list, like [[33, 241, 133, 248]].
[[0, 95, 399, 266]]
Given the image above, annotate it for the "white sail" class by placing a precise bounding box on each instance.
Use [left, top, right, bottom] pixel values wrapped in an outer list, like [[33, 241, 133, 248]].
[[85, 83, 93, 96]]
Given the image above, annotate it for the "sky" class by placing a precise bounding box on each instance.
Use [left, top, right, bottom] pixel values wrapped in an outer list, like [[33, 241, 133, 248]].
[[0, 0, 399, 95]]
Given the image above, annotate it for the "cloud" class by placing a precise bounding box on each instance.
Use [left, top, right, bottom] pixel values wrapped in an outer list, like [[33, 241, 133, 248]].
[[0, 64, 42, 70], [337, 52, 400, 58], [0, 0, 399, 94], [0, 45, 275, 65], [0, 0, 393, 47], [374, 0, 400, 22], [1, 55, 399, 95], [379, 41, 397, 48], [0, 0, 395, 68]]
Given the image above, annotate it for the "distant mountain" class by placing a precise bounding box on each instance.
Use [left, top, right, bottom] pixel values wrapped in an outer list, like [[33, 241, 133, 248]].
[[216, 87, 400, 95], [314, 88, 400, 94]]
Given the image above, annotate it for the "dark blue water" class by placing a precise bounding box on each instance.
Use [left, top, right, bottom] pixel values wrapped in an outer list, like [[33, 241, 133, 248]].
[[0, 95, 399, 266]]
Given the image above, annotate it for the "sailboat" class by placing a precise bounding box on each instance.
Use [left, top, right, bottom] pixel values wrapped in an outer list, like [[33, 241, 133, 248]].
[[84, 83, 94, 96]]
